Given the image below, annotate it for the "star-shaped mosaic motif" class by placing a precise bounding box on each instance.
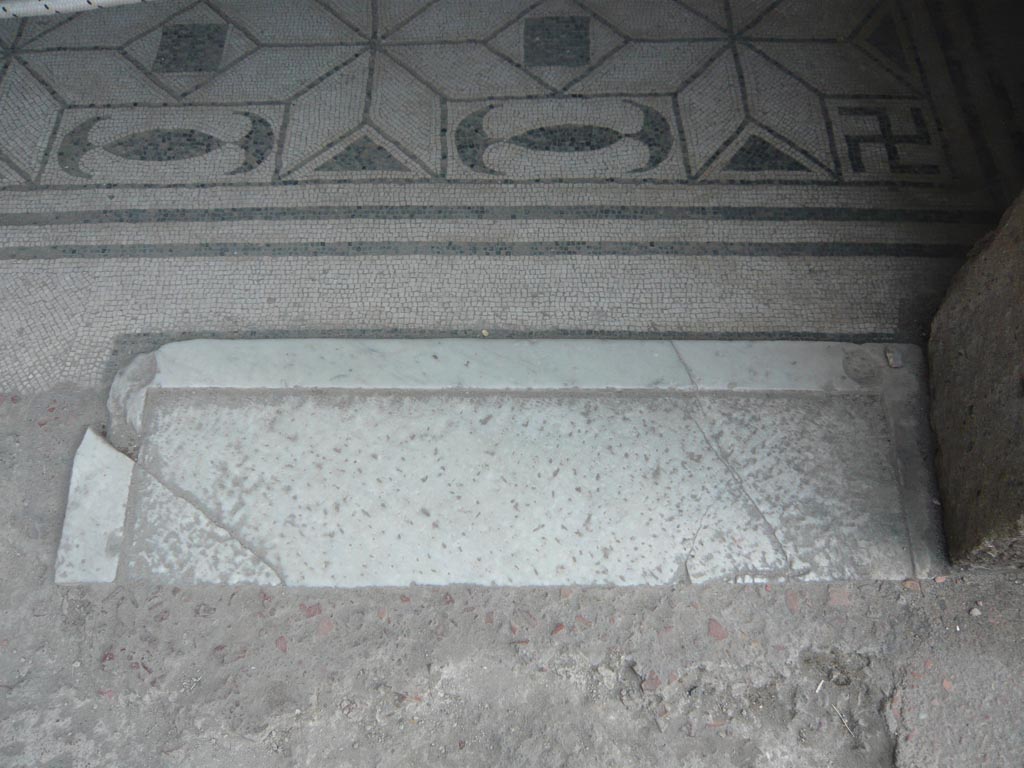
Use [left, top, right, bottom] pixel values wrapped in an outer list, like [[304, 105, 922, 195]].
[[375, 0, 935, 180], [565, 0, 930, 179]]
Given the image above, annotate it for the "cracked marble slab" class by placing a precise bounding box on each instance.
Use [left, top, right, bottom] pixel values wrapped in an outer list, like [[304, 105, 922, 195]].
[[59, 339, 943, 587]]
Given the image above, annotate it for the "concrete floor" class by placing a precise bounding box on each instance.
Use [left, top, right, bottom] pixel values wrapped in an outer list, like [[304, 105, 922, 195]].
[[1, 0, 1023, 764]]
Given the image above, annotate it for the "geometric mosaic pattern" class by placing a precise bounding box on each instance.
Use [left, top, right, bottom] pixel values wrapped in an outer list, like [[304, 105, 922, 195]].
[[0, 0, 1017, 397], [0, 0, 966, 187]]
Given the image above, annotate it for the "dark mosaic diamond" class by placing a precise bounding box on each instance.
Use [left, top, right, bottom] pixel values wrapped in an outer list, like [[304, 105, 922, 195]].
[[725, 135, 809, 172], [153, 23, 228, 73], [524, 16, 590, 68]]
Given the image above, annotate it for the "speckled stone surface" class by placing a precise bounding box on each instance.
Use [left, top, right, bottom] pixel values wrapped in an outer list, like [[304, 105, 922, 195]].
[[122, 388, 912, 586], [0, 0, 154, 18], [56, 339, 945, 587]]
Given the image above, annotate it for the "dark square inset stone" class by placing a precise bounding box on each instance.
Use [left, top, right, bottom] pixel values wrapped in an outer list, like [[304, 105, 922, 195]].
[[524, 16, 590, 68], [152, 23, 228, 73]]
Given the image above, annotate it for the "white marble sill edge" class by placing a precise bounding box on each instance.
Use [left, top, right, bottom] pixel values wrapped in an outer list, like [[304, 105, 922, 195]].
[[107, 339, 920, 441]]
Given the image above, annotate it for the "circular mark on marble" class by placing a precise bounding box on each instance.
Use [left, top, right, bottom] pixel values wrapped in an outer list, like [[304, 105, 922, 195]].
[[842, 349, 881, 385]]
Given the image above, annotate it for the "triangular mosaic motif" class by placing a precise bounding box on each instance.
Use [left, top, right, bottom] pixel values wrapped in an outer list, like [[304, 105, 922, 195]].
[[316, 135, 408, 172], [864, 13, 909, 73], [700, 126, 833, 181], [725, 135, 811, 173], [288, 126, 427, 180]]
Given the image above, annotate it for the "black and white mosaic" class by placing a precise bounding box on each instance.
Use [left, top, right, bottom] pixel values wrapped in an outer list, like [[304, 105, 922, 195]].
[[0, 0, 1018, 398], [523, 15, 590, 68], [454, 98, 675, 177], [50, 107, 279, 183], [0, 0, 1015, 192], [151, 22, 228, 73]]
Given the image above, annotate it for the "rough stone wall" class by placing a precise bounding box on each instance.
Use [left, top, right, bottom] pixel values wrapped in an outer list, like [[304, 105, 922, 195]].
[[930, 192, 1024, 565]]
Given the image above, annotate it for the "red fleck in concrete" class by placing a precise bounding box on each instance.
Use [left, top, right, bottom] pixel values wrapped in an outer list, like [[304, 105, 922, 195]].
[[827, 587, 851, 607], [708, 618, 728, 641], [785, 590, 800, 615], [316, 618, 335, 636]]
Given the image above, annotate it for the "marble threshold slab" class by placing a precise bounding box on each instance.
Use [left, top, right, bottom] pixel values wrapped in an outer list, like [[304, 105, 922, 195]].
[[56, 340, 946, 587]]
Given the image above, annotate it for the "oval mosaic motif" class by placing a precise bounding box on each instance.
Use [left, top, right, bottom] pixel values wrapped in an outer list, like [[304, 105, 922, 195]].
[[508, 125, 623, 153], [104, 128, 224, 162], [456, 100, 673, 177], [57, 113, 274, 180]]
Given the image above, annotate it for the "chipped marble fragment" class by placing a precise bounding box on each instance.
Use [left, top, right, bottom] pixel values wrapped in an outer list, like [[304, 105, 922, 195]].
[[55, 429, 134, 584]]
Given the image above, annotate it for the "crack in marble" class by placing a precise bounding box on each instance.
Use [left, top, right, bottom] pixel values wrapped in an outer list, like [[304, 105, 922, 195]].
[[689, 412, 791, 565], [682, 499, 716, 574], [673, 347, 794, 576], [135, 461, 287, 585]]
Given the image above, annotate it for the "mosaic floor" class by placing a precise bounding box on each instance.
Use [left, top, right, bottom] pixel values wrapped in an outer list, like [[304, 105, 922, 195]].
[[0, 0, 1017, 195], [0, 0, 1021, 391]]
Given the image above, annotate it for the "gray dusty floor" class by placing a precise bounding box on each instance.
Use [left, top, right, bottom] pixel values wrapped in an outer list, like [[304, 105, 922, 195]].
[[1, 387, 1023, 767]]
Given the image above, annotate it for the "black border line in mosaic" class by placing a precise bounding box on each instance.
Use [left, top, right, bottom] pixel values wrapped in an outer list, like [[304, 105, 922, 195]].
[[3, 174, 978, 191], [0, 205, 997, 227], [0, 241, 972, 262]]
